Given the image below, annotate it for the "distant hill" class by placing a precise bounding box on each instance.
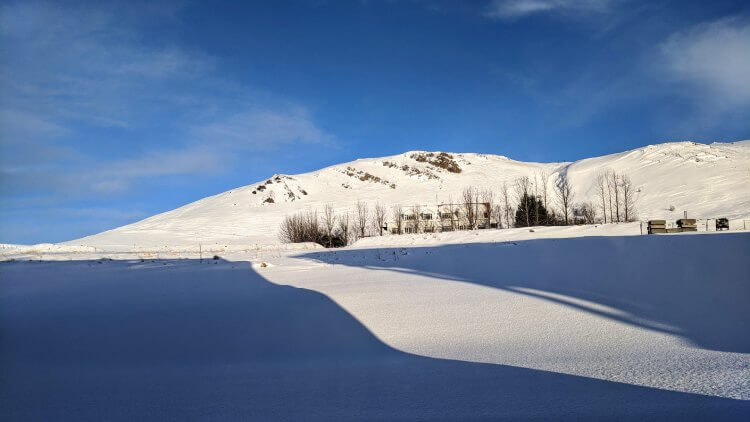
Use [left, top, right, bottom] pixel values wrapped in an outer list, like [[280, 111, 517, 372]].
[[68, 140, 750, 247]]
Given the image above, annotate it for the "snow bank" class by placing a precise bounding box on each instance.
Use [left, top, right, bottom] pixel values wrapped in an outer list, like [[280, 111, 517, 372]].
[[2, 246, 749, 419], [266, 232, 750, 401]]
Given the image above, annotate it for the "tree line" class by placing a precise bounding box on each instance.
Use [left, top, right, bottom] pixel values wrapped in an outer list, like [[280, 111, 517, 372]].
[[508, 170, 637, 227], [279, 169, 638, 247], [279, 201, 386, 247]]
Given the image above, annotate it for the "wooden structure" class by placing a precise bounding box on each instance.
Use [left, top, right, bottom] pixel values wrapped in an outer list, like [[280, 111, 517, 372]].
[[647, 220, 666, 234], [676, 218, 697, 232], [648, 218, 703, 234], [389, 202, 496, 234], [436, 202, 493, 231]]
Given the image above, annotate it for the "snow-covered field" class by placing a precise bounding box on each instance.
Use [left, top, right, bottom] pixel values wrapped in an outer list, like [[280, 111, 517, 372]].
[[2, 141, 750, 419], [2, 229, 749, 420]]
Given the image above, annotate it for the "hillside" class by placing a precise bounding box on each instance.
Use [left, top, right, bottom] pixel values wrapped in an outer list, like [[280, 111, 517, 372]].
[[67, 140, 750, 247]]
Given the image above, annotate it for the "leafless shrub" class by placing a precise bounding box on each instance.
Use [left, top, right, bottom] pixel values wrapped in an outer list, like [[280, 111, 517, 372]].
[[574, 202, 597, 224], [279, 210, 321, 244]]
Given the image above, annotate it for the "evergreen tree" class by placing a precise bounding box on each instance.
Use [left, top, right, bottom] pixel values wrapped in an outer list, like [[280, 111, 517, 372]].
[[515, 194, 548, 227]]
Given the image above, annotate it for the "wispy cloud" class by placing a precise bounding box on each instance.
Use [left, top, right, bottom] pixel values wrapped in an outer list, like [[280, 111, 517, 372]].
[[490, 15, 750, 132], [484, 0, 618, 20], [0, 2, 205, 131], [192, 107, 335, 151], [658, 18, 750, 107], [84, 145, 225, 194], [0, 1, 334, 200]]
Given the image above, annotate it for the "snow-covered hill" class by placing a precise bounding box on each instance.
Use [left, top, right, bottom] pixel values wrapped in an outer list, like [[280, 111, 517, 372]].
[[68, 140, 750, 247]]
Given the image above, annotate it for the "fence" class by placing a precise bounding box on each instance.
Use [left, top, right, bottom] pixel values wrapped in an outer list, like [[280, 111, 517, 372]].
[[640, 218, 750, 235]]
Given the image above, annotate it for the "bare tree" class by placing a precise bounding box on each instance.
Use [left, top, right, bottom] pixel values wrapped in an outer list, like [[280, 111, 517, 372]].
[[605, 169, 615, 223], [610, 170, 621, 222], [322, 203, 336, 248], [501, 181, 512, 229], [532, 173, 540, 225], [392, 204, 404, 235], [514, 177, 532, 227], [448, 195, 457, 231], [555, 174, 574, 225], [540, 170, 549, 216], [411, 204, 422, 233], [620, 173, 637, 222], [355, 200, 369, 238], [462, 186, 479, 229], [337, 212, 351, 246], [595, 172, 608, 224], [372, 202, 386, 236], [492, 204, 503, 229], [481, 189, 495, 229]]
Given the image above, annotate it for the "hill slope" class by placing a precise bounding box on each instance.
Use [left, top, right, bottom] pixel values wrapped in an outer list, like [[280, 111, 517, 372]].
[[68, 140, 750, 247]]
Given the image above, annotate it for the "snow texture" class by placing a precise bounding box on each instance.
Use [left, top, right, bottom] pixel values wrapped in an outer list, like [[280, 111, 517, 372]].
[[1, 141, 749, 420], [1, 232, 749, 420]]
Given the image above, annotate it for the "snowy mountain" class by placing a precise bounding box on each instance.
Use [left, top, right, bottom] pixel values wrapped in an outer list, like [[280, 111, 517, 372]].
[[68, 140, 750, 247]]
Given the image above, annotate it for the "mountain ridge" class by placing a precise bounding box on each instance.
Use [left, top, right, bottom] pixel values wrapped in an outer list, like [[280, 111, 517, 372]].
[[66, 140, 750, 247]]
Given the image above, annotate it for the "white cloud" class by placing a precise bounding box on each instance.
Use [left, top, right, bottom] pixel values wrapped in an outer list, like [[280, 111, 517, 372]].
[[192, 107, 334, 151], [86, 145, 225, 194], [84, 104, 333, 193], [0, 103, 334, 197], [0, 109, 69, 140], [659, 18, 750, 106], [485, 0, 616, 19], [0, 2, 206, 131], [0, 1, 334, 199]]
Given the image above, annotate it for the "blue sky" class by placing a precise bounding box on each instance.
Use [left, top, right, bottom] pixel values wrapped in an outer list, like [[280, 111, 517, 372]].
[[1, 0, 749, 244]]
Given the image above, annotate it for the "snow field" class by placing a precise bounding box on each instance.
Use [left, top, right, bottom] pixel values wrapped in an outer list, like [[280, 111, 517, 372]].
[[2, 232, 750, 420]]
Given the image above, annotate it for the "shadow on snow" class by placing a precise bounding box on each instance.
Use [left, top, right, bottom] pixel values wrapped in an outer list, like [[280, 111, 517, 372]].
[[301, 233, 750, 354], [0, 255, 748, 420]]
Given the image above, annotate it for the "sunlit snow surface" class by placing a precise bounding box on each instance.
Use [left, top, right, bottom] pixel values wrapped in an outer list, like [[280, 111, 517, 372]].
[[2, 230, 749, 420]]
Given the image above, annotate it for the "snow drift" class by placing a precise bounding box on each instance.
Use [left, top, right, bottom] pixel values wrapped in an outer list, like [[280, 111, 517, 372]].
[[2, 232, 749, 419]]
